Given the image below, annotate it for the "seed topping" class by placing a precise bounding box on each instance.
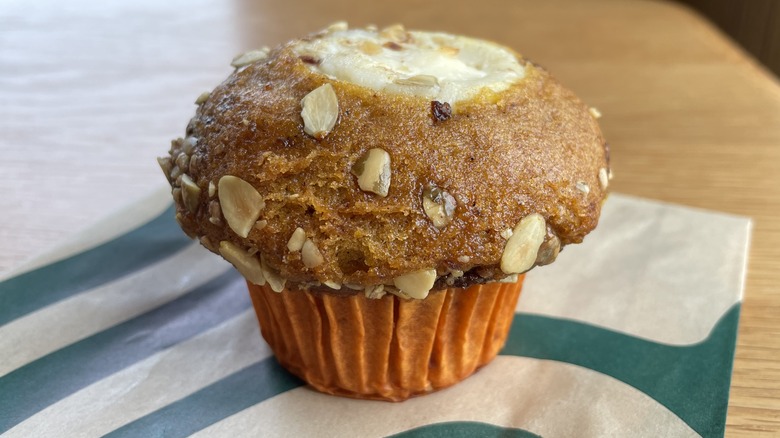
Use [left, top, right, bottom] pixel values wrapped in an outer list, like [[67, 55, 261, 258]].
[[536, 235, 561, 266], [180, 174, 201, 213]]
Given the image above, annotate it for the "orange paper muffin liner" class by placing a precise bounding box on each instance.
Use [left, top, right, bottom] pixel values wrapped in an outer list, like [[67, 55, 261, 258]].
[[247, 276, 524, 401]]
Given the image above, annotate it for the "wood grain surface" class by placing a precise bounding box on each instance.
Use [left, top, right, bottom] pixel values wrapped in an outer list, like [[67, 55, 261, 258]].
[[1, 0, 778, 435]]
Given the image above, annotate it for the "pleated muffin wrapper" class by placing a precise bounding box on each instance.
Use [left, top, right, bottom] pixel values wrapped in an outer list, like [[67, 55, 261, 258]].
[[247, 276, 524, 401]]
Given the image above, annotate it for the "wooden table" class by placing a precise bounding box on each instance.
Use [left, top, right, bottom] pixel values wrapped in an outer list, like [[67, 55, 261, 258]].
[[2, 0, 778, 434]]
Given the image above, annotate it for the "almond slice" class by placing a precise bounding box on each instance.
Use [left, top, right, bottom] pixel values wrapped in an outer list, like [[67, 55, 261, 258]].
[[218, 175, 265, 238], [157, 156, 173, 179], [323, 281, 342, 290], [393, 268, 437, 299], [195, 91, 210, 105], [500, 213, 546, 274], [359, 40, 382, 55], [261, 257, 286, 292], [301, 83, 339, 139], [301, 239, 325, 268], [326, 21, 348, 33], [575, 181, 590, 194], [599, 168, 609, 190], [231, 48, 269, 68], [287, 227, 306, 252], [180, 174, 201, 213], [219, 241, 266, 286], [380, 24, 408, 43], [394, 75, 439, 87], [352, 148, 391, 197]]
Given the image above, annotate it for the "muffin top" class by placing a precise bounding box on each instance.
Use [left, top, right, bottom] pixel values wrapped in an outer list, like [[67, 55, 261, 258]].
[[160, 23, 609, 299]]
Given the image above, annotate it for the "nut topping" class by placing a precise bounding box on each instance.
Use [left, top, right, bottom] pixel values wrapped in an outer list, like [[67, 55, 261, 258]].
[[500, 213, 547, 274], [598, 168, 609, 190], [380, 24, 409, 43], [326, 21, 348, 32], [261, 257, 286, 292], [394, 75, 439, 87], [195, 91, 210, 105], [352, 148, 391, 197], [199, 236, 216, 252], [208, 200, 221, 221], [457, 255, 470, 263], [500, 228, 513, 239], [301, 83, 339, 139], [157, 156, 173, 179], [218, 175, 265, 238], [219, 241, 266, 286], [208, 181, 216, 197], [175, 152, 189, 170], [359, 40, 382, 55], [231, 48, 269, 68], [180, 174, 201, 213], [575, 181, 590, 194], [287, 227, 306, 252], [169, 165, 182, 181], [422, 185, 456, 228], [364, 284, 386, 299], [323, 281, 342, 290], [393, 269, 437, 299], [439, 46, 459, 57], [301, 239, 325, 268], [589, 107, 602, 119], [182, 137, 198, 155], [536, 235, 561, 266]]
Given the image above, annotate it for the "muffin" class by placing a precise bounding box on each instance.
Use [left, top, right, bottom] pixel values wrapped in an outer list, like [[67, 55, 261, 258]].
[[159, 22, 609, 401]]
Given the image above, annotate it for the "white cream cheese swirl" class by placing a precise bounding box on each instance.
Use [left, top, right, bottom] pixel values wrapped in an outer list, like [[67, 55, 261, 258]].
[[292, 24, 525, 104]]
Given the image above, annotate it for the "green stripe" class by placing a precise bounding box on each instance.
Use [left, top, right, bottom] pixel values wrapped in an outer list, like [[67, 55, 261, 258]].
[[0, 271, 246, 434], [106, 306, 738, 437], [503, 304, 741, 438], [105, 358, 303, 438], [0, 204, 191, 326], [388, 421, 541, 438]]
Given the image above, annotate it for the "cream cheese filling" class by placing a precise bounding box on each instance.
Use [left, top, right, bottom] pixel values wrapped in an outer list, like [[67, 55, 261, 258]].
[[292, 24, 525, 104]]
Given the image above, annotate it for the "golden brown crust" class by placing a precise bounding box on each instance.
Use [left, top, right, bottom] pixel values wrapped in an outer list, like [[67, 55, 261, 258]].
[[164, 40, 608, 287]]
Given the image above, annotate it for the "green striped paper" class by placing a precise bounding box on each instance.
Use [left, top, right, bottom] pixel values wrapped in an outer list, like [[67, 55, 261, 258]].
[[0, 190, 751, 438]]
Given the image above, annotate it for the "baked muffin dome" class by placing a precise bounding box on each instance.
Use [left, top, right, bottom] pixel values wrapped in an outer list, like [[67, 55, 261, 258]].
[[159, 23, 609, 299]]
